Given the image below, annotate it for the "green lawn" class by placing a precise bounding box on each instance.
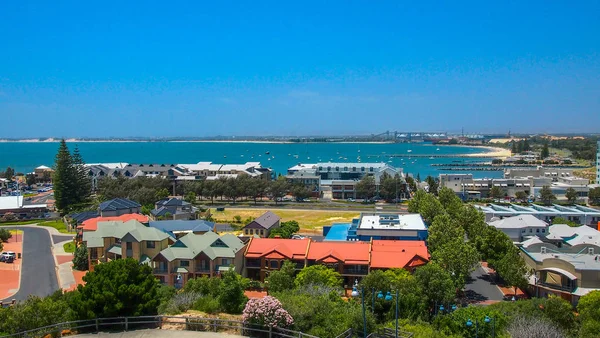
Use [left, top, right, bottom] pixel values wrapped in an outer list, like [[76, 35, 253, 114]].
[[0, 220, 40, 226], [38, 220, 75, 234], [63, 242, 75, 253]]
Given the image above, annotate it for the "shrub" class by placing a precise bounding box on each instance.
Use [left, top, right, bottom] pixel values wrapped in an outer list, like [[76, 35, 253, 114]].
[[72, 243, 89, 270], [184, 276, 223, 297], [218, 270, 247, 314], [507, 316, 565, 338], [243, 296, 294, 329], [0, 228, 12, 242], [158, 292, 202, 315], [194, 296, 221, 314]]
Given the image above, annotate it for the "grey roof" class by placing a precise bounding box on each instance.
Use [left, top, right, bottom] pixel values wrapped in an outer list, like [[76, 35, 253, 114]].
[[248, 211, 280, 229], [83, 219, 172, 248], [151, 206, 190, 217], [70, 211, 99, 224], [156, 232, 244, 262], [488, 214, 548, 229], [214, 223, 235, 232], [156, 198, 190, 207], [149, 220, 215, 235], [99, 198, 141, 212]]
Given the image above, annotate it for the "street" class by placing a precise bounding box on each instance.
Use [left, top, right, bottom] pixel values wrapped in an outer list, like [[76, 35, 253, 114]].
[[464, 264, 504, 304]]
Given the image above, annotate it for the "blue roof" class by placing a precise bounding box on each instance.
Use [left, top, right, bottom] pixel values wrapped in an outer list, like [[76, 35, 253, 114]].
[[324, 223, 351, 241], [149, 220, 215, 235]]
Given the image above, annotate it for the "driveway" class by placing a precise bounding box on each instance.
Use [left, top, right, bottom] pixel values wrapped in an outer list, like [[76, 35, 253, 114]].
[[464, 264, 504, 304], [1, 227, 59, 302]]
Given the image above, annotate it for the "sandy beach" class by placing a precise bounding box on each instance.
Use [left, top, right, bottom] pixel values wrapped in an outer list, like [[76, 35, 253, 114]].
[[464, 146, 511, 158]]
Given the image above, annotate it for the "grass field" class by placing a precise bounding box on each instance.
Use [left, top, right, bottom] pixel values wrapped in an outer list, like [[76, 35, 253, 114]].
[[63, 242, 76, 253], [0, 220, 40, 226], [38, 220, 75, 234], [210, 208, 360, 231]]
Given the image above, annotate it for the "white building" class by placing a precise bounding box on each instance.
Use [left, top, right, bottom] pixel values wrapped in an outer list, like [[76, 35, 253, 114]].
[[597, 140, 599, 183], [476, 203, 600, 227], [488, 214, 548, 242]]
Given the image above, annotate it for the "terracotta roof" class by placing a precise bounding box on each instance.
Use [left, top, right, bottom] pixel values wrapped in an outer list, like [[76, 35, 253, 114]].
[[245, 238, 310, 260], [307, 241, 370, 265], [369, 240, 429, 269], [78, 213, 149, 231]]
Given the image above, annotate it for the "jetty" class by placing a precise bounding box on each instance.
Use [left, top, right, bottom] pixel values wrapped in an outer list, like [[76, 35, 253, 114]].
[[372, 154, 501, 159]]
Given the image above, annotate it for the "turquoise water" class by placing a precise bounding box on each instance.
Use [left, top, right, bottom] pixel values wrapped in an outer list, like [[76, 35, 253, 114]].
[[0, 142, 502, 178]]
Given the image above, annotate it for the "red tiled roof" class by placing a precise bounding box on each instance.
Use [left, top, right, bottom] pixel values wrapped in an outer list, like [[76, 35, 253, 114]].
[[369, 240, 429, 269], [245, 238, 310, 260], [78, 213, 149, 231], [307, 241, 370, 265]]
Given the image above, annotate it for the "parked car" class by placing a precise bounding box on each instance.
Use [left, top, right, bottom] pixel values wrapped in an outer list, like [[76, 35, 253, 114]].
[[0, 252, 15, 262], [291, 234, 305, 239], [347, 198, 356, 202]]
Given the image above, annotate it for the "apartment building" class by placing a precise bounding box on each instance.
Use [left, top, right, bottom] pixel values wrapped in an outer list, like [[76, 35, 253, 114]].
[[369, 240, 429, 272], [152, 232, 245, 287], [323, 213, 428, 241], [33, 165, 54, 183], [82, 219, 172, 271], [476, 204, 600, 227], [519, 224, 600, 306], [488, 214, 549, 242], [306, 241, 371, 287], [244, 238, 311, 281], [151, 197, 194, 220]]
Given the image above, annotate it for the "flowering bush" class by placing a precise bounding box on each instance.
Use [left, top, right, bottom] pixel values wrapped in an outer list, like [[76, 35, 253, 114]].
[[242, 296, 294, 329]]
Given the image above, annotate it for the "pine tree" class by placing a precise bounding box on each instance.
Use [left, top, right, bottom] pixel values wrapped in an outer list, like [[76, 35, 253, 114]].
[[53, 139, 77, 213], [541, 143, 550, 159], [511, 142, 517, 154], [72, 146, 91, 204]]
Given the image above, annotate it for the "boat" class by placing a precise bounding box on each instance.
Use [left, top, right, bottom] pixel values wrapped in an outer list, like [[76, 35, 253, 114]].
[[429, 156, 434, 160], [307, 157, 310, 160], [407, 150, 412, 153], [224, 155, 227, 158], [288, 153, 291, 156], [265, 151, 270, 155], [436, 148, 440, 151]]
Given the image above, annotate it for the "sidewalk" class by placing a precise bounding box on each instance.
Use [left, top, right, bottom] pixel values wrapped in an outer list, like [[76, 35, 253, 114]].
[[0, 231, 23, 300], [481, 262, 527, 299]]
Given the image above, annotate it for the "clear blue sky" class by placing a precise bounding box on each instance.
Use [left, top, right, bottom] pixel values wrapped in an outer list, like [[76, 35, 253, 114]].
[[1, 1, 599, 138]]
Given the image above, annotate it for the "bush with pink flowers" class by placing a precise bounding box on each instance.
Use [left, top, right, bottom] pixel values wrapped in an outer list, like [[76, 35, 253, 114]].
[[242, 296, 294, 329]]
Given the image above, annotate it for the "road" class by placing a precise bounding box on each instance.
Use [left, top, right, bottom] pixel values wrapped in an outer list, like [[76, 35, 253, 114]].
[[464, 264, 504, 303], [1, 227, 59, 302]]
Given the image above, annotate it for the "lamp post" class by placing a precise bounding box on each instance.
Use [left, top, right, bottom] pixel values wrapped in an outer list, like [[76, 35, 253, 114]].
[[466, 319, 478, 338], [484, 316, 495, 338], [377, 290, 399, 338], [351, 282, 367, 338]]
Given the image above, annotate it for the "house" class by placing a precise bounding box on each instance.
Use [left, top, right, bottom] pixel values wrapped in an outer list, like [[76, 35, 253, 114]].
[[99, 198, 141, 217], [519, 224, 600, 306], [475, 204, 600, 227], [34, 165, 54, 183], [151, 198, 194, 220], [0, 178, 9, 191], [214, 223, 235, 233], [75, 213, 150, 243], [82, 219, 172, 271], [149, 220, 215, 238], [369, 240, 429, 272], [242, 211, 281, 237], [0, 196, 47, 220], [152, 232, 246, 287], [488, 214, 549, 242], [244, 238, 311, 281], [323, 213, 428, 241], [306, 241, 370, 287]]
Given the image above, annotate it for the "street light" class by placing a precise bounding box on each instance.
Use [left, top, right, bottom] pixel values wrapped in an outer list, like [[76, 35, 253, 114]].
[[351, 281, 367, 338], [377, 290, 399, 338], [484, 316, 495, 338], [466, 319, 478, 338]]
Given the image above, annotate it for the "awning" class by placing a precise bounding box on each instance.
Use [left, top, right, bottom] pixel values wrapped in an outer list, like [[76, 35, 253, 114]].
[[541, 267, 577, 280], [218, 265, 233, 272], [139, 255, 152, 265], [516, 184, 523, 187], [107, 245, 122, 255], [494, 184, 501, 187], [176, 267, 189, 273], [524, 183, 531, 186], [501, 184, 508, 187]]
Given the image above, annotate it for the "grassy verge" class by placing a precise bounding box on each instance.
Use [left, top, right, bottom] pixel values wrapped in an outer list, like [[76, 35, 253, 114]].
[[210, 208, 360, 230], [0, 220, 40, 226], [38, 220, 76, 234], [63, 242, 75, 253]]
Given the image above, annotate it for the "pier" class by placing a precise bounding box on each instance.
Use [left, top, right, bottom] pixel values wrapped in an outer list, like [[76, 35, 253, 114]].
[[369, 154, 500, 159]]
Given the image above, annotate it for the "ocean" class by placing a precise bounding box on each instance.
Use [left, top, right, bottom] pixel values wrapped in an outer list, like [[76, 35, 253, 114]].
[[0, 141, 503, 179]]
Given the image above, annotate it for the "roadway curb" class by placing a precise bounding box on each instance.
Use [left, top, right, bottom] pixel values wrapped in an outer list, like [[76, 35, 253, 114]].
[[1, 230, 24, 302]]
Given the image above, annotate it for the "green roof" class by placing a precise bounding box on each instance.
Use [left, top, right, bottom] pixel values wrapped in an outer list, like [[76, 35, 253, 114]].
[[107, 244, 122, 255], [155, 231, 244, 262], [83, 219, 173, 249], [139, 255, 152, 265]]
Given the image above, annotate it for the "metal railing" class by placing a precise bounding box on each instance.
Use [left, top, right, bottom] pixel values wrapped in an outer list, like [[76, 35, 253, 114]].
[[0, 315, 331, 338], [366, 328, 413, 338]]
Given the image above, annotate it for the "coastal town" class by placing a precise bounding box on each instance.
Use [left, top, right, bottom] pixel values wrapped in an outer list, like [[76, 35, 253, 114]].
[[0, 136, 599, 337]]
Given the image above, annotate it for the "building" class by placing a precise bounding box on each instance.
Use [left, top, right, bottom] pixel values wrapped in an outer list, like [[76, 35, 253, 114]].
[[0, 196, 47, 220], [324, 213, 428, 241], [34, 165, 54, 183], [306, 241, 371, 287], [75, 213, 149, 243], [488, 214, 549, 242], [151, 198, 194, 220], [179, 162, 272, 181], [149, 220, 215, 238], [287, 162, 405, 199], [369, 240, 429, 272], [82, 219, 172, 271], [504, 167, 574, 180], [152, 232, 245, 287], [597, 140, 600, 183], [242, 211, 281, 237], [475, 203, 600, 227], [98, 198, 141, 217], [244, 237, 311, 281], [519, 224, 600, 306]]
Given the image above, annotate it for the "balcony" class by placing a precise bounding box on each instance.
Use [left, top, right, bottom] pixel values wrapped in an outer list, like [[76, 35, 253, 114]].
[[153, 267, 168, 274], [537, 281, 575, 293], [246, 260, 261, 268], [342, 266, 369, 275]]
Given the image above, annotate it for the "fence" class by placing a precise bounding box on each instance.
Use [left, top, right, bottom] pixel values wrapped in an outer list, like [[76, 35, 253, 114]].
[[0, 315, 337, 338], [366, 328, 413, 338]]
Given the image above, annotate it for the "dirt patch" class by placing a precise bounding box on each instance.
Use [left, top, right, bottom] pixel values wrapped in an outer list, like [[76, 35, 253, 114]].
[[161, 311, 244, 335]]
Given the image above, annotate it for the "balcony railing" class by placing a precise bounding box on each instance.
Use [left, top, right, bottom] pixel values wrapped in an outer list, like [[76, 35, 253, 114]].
[[342, 266, 369, 275], [537, 281, 575, 293], [246, 260, 261, 268], [153, 268, 168, 274]]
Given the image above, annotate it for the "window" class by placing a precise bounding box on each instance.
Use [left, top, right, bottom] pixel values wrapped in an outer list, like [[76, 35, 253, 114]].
[[180, 260, 190, 267], [126, 242, 132, 250], [529, 229, 533, 233], [369, 167, 374, 172], [541, 247, 547, 254], [222, 258, 230, 266], [588, 248, 595, 255], [270, 260, 279, 269], [361, 167, 365, 172], [146, 241, 155, 249], [522, 229, 526, 233], [536, 229, 540, 233], [541, 229, 545, 233]]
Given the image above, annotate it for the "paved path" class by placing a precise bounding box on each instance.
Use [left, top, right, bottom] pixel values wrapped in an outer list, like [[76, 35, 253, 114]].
[[1, 227, 59, 302], [464, 264, 504, 304], [72, 330, 245, 338]]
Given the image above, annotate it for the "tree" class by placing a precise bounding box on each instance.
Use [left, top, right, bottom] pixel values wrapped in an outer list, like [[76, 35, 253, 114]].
[[155, 188, 170, 201], [291, 183, 311, 201], [295, 265, 342, 289], [0, 294, 73, 334], [541, 143, 550, 159], [266, 260, 296, 293], [269, 176, 289, 204], [407, 189, 427, 213], [589, 187, 600, 205], [432, 239, 479, 289], [475, 226, 514, 265], [414, 262, 456, 309], [494, 247, 528, 296], [0, 228, 13, 242], [515, 191, 528, 201], [438, 187, 463, 216], [523, 139, 531, 151], [416, 193, 445, 225], [405, 175, 417, 193], [218, 269, 248, 314], [551, 217, 580, 227], [565, 187, 578, 204], [52, 139, 78, 213], [425, 176, 438, 195], [247, 179, 267, 205], [72, 243, 89, 271], [355, 175, 376, 200], [511, 142, 517, 154], [490, 185, 503, 200], [379, 173, 405, 201], [269, 220, 300, 239], [25, 173, 36, 187], [71, 145, 91, 206], [578, 290, 600, 337], [3, 167, 15, 179], [507, 316, 565, 338], [426, 213, 464, 254], [184, 191, 197, 204], [539, 186, 556, 205], [68, 258, 160, 319], [242, 296, 294, 329]]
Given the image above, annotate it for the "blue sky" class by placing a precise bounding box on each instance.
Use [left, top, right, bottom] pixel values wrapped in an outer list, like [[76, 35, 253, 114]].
[[1, 1, 599, 138]]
